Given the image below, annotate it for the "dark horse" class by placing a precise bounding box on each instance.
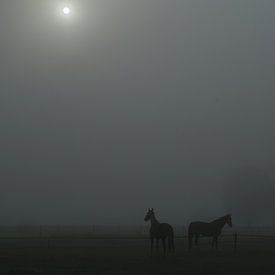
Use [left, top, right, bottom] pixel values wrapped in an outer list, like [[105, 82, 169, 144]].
[[188, 214, 232, 250], [144, 208, 175, 254]]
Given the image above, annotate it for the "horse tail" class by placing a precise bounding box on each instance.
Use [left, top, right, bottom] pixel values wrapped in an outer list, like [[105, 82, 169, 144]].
[[168, 228, 175, 252], [188, 223, 193, 251]]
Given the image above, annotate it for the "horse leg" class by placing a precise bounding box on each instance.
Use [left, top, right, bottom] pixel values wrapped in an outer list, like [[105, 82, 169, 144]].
[[167, 235, 171, 251], [211, 237, 215, 248], [150, 237, 154, 254], [215, 236, 218, 250], [188, 234, 193, 251], [212, 236, 218, 249], [162, 238, 167, 255], [156, 238, 159, 252], [195, 234, 199, 246], [170, 234, 175, 253]]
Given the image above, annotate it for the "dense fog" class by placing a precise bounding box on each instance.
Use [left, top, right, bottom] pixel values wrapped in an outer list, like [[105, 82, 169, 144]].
[[1, 0, 275, 226]]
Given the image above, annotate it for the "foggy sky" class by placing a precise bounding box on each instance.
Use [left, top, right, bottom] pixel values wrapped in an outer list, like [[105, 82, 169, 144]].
[[1, 0, 275, 226]]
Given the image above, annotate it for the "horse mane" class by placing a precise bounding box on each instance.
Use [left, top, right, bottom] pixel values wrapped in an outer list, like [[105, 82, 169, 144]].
[[151, 212, 160, 224], [211, 215, 228, 224]]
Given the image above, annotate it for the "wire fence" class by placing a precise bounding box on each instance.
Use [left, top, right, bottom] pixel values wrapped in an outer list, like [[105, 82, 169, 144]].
[[0, 225, 274, 239], [0, 225, 182, 239], [0, 226, 275, 250]]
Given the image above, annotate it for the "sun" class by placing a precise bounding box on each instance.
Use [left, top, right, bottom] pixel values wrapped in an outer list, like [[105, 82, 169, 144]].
[[63, 7, 71, 15]]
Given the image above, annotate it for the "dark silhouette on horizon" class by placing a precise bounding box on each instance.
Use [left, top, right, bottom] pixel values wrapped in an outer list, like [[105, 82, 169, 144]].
[[144, 208, 175, 255], [188, 214, 232, 250]]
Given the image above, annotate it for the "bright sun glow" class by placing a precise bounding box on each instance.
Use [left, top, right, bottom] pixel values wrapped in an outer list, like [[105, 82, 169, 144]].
[[63, 7, 71, 15]]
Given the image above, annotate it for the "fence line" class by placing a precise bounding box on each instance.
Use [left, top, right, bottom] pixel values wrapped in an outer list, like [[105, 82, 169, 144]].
[[1, 232, 275, 250], [0, 225, 275, 239], [0, 233, 275, 240]]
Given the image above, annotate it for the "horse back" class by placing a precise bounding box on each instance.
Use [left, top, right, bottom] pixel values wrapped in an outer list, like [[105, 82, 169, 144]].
[[150, 223, 173, 238], [189, 221, 220, 236], [160, 223, 173, 231]]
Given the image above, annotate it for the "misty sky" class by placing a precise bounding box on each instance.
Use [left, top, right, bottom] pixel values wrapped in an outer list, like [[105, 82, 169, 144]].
[[1, 0, 275, 226]]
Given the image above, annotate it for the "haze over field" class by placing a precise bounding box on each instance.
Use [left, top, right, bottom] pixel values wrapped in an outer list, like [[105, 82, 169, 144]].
[[1, 0, 275, 226]]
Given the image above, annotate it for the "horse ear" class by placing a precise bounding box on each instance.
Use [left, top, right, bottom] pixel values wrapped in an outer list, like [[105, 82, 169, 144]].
[[152, 208, 154, 211]]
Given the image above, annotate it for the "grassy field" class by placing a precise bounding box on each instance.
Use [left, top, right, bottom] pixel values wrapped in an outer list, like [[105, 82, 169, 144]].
[[0, 236, 275, 274]]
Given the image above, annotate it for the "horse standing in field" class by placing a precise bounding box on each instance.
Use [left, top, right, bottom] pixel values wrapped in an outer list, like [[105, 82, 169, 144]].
[[188, 214, 232, 250], [144, 208, 175, 254]]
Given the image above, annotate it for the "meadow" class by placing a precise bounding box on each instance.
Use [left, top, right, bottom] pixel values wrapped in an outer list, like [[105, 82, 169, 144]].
[[0, 226, 275, 274]]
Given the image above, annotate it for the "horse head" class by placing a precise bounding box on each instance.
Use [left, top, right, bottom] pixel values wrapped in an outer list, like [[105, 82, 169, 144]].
[[226, 214, 232, 227], [144, 208, 154, 221]]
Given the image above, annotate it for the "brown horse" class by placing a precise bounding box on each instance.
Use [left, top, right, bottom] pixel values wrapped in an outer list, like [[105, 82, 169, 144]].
[[144, 208, 175, 254], [188, 214, 232, 250]]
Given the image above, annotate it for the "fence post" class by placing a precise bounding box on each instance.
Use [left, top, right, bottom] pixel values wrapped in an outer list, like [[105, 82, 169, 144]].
[[234, 232, 238, 252]]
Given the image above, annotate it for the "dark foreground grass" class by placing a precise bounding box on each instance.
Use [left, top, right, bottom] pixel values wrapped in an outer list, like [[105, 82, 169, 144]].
[[0, 236, 275, 274]]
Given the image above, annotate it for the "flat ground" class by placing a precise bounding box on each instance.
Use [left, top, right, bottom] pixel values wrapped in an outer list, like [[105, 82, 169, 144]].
[[0, 236, 275, 274]]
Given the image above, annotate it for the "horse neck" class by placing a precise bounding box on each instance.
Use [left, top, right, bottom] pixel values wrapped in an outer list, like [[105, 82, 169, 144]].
[[212, 217, 227, 229], [150, 214, 159, 227]]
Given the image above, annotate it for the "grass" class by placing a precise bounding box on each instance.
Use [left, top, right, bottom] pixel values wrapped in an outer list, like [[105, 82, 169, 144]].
[[0, 236, 275, 274]]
